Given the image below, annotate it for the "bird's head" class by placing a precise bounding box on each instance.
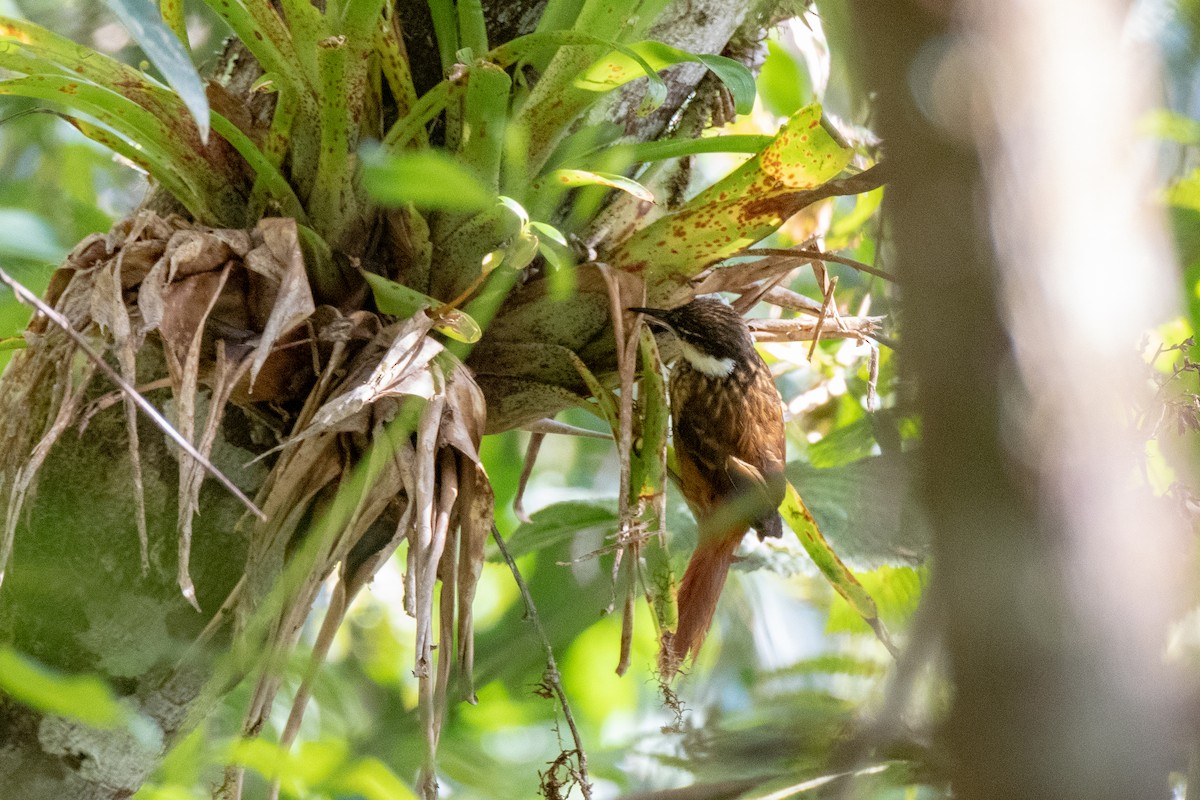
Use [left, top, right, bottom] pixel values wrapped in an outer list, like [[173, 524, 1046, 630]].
[[629, 297, 756, 378]]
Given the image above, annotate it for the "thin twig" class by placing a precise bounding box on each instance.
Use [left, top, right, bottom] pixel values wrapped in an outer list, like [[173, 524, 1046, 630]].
[[758, 285, 827, 316], [748, 247, 897, 283], [808, 275, 838, 361], [514, 432, 545, 524], [520, 419, 612, 440], [492, 524, 593, 799], [0, 267, 267, 521], [748, 316, 881, 342]]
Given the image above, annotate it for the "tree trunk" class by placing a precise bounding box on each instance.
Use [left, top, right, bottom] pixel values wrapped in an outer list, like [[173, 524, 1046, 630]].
[[847, 1, 1184, 797]]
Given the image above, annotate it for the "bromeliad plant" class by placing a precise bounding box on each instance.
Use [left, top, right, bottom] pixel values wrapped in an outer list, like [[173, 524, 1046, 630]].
[[0, 0, 891, 797]]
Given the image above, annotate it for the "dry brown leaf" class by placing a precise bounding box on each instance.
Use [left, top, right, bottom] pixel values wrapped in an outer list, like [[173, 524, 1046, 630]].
[[244, 219, 316, 386], [173, 266, 233, 610], [91, 258, 149, 574], [300, 315, 441, 439]]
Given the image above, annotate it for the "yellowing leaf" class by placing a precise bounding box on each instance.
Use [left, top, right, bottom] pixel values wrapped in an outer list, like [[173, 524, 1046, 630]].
[[544, 169, 655, 202], [613, 104, 853, 288]]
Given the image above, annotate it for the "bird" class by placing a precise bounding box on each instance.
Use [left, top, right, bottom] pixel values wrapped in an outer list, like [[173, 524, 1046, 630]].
[[629, 297, 787, 675]]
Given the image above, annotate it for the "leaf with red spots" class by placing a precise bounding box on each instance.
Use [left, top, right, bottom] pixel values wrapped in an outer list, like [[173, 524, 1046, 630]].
[[611, 104, 852, 293]]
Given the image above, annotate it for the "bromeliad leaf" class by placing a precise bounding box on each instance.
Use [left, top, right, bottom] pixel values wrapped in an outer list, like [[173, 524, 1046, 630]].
[[576, 40, 756, 114], [542, 169, 655, 203], [585, 134, 774, 165], [361, 147, 496, 212], [362, 271, 482, 343], [100, 0, 210, 142], [613, 104, 853, 288]]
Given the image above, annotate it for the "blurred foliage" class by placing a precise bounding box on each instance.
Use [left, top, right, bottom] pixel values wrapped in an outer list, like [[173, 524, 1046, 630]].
[[2, 0, 1198, 799]]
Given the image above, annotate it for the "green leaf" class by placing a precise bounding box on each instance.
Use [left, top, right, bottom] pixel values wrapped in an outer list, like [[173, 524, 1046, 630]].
[[582, 133, 774, 165], [567, 349, 620, 430], [787, 453, 929, 568], [694, 53, 755, 114], [362, 271, 441, 318], [575, 40, 756, 114], [780, 481, 882, 633], [830, 185, 884, 240], [0, 646, 126, 727], [0, 208, 65, 262], [827, 565, 924, 634], [362, 271, 482, 343], [458, 63, 512, 194], [758, 38, 809, 117], [1167, 168, 1200, 212], [361, 147, 496, 211], [542, 168, 655, 202], [101, 0, 209, 141], [332, 757, 420, 800], [528, 220, 568, 247], [0, 74, 235, 222], [500, 501, 618, 560], [806, 415, 875, 468]]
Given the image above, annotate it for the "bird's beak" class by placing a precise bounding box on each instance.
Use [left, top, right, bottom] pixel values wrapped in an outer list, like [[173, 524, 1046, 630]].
[[629, 306, 675, 335]]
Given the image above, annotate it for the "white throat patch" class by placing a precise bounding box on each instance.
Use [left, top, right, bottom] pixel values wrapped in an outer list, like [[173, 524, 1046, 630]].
[[679, 341, 735, 377]]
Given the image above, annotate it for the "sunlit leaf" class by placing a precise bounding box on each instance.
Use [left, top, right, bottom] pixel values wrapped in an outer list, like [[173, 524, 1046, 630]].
[[543, 168, 655, 202], [831, 185, 884, 240], [100, 0, 209, 141], [827, 565, 924, 634], [333, 757, 420, 800], [528, 220, 567, 247], [1141, 108, 1200, 145], [758, 38, 810, 117], [1167, 168, 1200, 212]]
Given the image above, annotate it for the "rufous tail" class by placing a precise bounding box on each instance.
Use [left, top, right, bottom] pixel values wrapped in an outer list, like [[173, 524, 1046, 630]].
[[662, 529, 745, 677]]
